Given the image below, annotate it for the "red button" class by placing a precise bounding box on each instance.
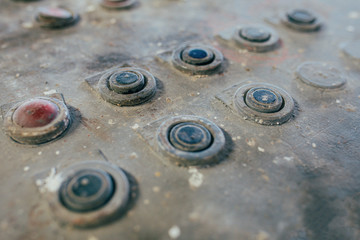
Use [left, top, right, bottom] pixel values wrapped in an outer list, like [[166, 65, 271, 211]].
[[13, 99, 59, 128]]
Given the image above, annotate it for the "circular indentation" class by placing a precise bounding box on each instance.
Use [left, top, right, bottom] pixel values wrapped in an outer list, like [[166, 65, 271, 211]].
[[48, 161, 130, 228], [109, 70, 145, 94], [287, 9, 316, 24], [169, 123, 212, 152], [98, 67, 156, 106], [172, 43, 223, 75], [234, 83, 295, 125], [13, 99, 60, 128], [157, 116, 226, 166], [281, 9, 321, 31], [60, 169, 114, 212], [240, 27, 271, 43], [101, 0, 137, 9], [233, 25, 280, 52], [36, 7, 79, 29], [296, 62, 347, 89], [341, 40, 360, 63], [245, 87, 283, 113], [4, 97, 71, 144]]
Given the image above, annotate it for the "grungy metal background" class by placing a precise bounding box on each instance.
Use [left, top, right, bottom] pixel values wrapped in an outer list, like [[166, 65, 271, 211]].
[[1, 0, 360, 239]]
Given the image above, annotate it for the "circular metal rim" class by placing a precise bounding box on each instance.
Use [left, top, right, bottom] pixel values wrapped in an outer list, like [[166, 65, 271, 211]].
[[172, 43, 224, 75], [109, 70, 145, 94], [169, 122, 213, 152], [3, 97, 71, 145], [234, 83, 295, 125], [157, 116, 226, 167], [295, 62, 347, 89], [233, 25, 280, 53], [181, 47, 215, 66], [281, 10, 322, 32], [98, 67, 157, 106], [60, 168, 114, 212], [48, 161, 130, 228], [101, 0, 137, 9], [245, 87, 284, 113]]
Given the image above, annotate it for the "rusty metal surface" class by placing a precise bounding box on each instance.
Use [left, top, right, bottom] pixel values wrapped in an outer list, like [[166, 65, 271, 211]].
[[1, 0, 360, 239]]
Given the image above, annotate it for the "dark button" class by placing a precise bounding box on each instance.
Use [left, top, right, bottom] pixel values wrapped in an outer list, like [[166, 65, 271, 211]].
[[245, 87, 283, 113], [181, 47, 215, 66], [12, 99, 59, 128], [109, 70, 145, 94], [287, 9, 316, 24], [115, 72, 139, 85], [60, 169, 114, 212], [240, 27, 271, 43], [188, 49, 208, 59], [169, 122, 212, 152]]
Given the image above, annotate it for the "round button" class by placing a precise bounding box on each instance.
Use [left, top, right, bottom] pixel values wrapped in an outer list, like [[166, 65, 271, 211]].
[[60, 169, 114, 212], [245, 87, 283, 113], [188, 49, 208, 59], [38, 7, 73, 21], [169, 122, 213, 152], [109, 70, 145, 94], [115, 72, 138, 85], [36, 7, 79, 29], [240, 27, 271, 43], [13, 99, 60, 128], [287, 9, 316, 25], [181, 47, 215, 66]]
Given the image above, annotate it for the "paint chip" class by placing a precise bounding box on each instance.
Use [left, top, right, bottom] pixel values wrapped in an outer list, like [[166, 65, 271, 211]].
[[188, 168, 204, 188], [168, 225, 181, 239]]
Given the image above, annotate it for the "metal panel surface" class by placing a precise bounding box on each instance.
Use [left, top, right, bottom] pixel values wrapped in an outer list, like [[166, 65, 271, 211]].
[[1, 0, 360, 240]]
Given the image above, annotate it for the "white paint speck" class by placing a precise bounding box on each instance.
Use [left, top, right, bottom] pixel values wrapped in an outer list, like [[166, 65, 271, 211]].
[[55, 151, 60, 155], [96, 126, 101, 129], [15, 73, 20, 78], [152, 186, 160, 193], [258, 147, 265, 152], [109, 18, 116, 24], [38, 151, 42, 156], [157, 42, 163, 47], [168, 225, 181, 239], [108, 119, 116, 125], [336, 99, 341, 104], [22, 22, 33, 29], [346, 25, 355, 32], [88, 236, 98, 240], [284, 156, 293, 162], [132, 123, 139, 130], [36, 168, 64, 193], [83, 146, 87, 149], [246, 138, 256, 147], [188, 168, 204, 188], [86, 4, 96, 12], [312, 143, 317, 148], [348, 11, 359, 19], [23, 166, 30, 172], [43, 89, 57, 95]]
